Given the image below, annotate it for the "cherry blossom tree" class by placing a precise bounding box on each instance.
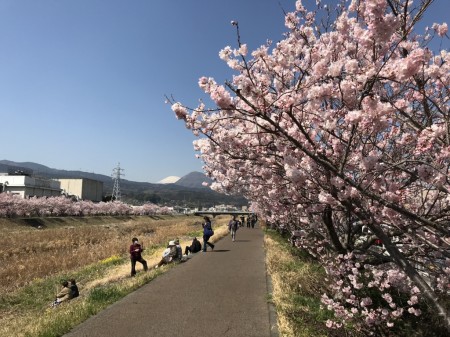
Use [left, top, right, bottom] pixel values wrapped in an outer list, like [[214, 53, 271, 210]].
[[170, 0, 449, 332]]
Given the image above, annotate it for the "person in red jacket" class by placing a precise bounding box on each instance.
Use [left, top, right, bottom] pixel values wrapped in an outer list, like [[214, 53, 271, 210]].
[[130, 237, 148, 277]]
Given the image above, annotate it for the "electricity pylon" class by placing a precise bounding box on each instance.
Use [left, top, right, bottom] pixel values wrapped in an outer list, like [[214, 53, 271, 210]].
[[111, 162, 124, 201]]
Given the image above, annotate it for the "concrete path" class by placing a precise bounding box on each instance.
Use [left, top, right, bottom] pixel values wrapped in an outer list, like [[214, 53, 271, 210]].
[[64, 227, 276, 337]]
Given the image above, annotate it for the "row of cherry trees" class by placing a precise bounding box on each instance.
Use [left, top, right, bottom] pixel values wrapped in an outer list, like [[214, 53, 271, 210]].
[[171, 0, 449, 333], [0, 193, 171, 217]]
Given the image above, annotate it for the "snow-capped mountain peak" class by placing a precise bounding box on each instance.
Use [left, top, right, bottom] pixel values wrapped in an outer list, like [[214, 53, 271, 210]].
[[157, 176, 180, 184]]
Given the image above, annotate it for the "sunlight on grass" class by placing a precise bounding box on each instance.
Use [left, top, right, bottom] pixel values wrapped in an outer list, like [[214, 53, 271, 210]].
[[264, 229, 342, 337]]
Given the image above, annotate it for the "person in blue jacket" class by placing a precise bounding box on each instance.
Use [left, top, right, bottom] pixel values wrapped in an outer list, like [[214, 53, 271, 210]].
[[202, 216, 215, 252]]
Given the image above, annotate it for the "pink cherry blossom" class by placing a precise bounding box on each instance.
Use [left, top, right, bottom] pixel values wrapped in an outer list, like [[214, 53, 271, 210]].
[[171, 102, 188, 120], [432, 23, 448, 37], [170, 0, 450, 332]]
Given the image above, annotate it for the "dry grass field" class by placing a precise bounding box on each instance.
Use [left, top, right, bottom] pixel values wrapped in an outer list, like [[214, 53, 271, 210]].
[[0, 215, 207, 294], [0, 215, 230, 337]]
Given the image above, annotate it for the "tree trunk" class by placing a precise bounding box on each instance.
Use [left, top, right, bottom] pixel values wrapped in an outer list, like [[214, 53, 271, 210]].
[[322, 205, 347, 255]]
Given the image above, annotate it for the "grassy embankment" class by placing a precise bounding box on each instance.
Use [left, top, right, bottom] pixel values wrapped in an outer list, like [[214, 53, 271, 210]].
[[264, 228, 449, 337], [264, 228, 352, 337], [0, 215, 230, 337]]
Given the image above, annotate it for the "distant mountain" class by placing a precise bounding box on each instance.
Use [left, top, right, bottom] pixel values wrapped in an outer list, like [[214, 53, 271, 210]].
[[157, 176, 180, 184], [0, 160, 113, 183], [0, 160, 246, 207], [175, 171, 213, 189], [0, 162, 33, 176]]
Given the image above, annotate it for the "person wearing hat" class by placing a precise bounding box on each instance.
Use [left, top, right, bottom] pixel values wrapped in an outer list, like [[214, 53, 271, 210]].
[[129, 237, 148, 277], [155, 241, 177, 269]]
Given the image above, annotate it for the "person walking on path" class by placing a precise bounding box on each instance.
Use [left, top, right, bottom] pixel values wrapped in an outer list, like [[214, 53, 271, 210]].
[[251, 214, 257, 228], [129, 237, 148, 277], [202, 216, 215, 252], [228, 215, 239, 242]]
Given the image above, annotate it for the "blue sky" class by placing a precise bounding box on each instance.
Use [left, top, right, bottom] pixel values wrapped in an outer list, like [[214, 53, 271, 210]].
[[0, 0, 448, 183]]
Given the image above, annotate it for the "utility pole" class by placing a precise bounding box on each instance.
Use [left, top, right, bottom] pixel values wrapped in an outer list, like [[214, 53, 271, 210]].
[[111, 163, 124, 201]]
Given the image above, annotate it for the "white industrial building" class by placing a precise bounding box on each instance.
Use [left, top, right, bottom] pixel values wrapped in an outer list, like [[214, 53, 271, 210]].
[[0, 174, 62, 198], [0, 167, 103, 201]]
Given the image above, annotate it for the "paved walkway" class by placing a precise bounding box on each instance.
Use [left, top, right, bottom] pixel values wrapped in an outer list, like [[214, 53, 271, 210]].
[[64, 227, 276, 337]]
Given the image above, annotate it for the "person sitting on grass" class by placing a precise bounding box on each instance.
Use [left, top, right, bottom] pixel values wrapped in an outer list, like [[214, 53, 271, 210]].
[[174, 239, 189, 262], [184, 237, 202, 255], [69, 279, 79, 298], [155, 241, 177, 269], [174, 238, 183, 261], [51, 280, 72, 307]]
